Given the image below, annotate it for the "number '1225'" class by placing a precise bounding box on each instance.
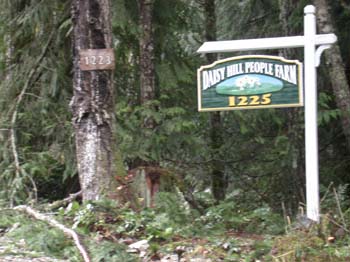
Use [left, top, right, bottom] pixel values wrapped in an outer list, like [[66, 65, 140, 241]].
[[228, 93, 272, 107]]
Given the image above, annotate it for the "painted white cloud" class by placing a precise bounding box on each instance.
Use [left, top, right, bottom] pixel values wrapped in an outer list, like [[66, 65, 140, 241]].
[[235, 76, 261, 90]]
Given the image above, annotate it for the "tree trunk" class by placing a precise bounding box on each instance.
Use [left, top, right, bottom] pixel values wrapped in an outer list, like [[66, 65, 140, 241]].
[[314, 0, 350, 152], [139, 0, 156, 132], [278, 0, 305, 213], [137, 0, 158, 207], [204, 0, 226, 202], [139, 0, 155, 106], [71, 0, 118, 201]]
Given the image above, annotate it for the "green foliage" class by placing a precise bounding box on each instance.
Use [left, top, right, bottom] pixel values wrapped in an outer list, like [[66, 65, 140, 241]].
[[0, 2, 349, 261], [318, 92, 341, 126], [321, 184, 350, 213], [59, 198, 185, 241], [116, 101, 203, 163], [0, 0, 76, 205], [0, 207, 138, 261], [1, 210, 79, 260], [0, 0, 347, 221], [198, 200, 284, 235], [272, 187, 350, 262], [89, 241, 137, 262], [2, 189, 348, 262], [112, 207, 178, 241], [217, 0, 281, 42], [273, 231, 325, 261], [0, 0, 349, 261], [272, 226, 350, 261], [155, 192, 191, 224]]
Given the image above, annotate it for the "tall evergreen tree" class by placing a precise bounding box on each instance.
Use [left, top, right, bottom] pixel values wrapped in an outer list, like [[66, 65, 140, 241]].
[[71, 0, 118, 201], [314, 0, 350, 152], [277, 0, 306, 214], [139, 0, 155, 107], [203, 0, 227, 202]]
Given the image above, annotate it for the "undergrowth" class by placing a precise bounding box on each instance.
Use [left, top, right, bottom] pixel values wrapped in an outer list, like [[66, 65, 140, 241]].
[[0, 186, 349, 262], [0, 211, 79, 259], [271, 184, 350, 262]]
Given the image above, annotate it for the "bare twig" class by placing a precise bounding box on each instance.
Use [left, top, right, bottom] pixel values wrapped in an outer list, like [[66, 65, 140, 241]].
[[9, 30, 55, 206], [24, 92, 43, 99], [14, 205, 90, 262], [333, 187, 348, 231], [26, 174, 38, 203], [325, 214, 350, 234], [272, 250, 294, 260], [320, 182, 334, 203], [281, 201, 290, 233]]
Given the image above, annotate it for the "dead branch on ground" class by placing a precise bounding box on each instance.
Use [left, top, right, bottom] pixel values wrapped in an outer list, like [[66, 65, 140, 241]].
[[14, 205, 90, 262]]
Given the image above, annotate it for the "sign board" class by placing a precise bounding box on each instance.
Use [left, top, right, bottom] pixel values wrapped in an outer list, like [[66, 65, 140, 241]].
[[197, 5, 338, 222], [79, 49, 115, 71], [197, 55, 303, 111]]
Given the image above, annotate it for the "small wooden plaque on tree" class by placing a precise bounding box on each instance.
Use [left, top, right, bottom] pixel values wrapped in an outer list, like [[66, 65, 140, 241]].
[[79, 49, 115, 71]]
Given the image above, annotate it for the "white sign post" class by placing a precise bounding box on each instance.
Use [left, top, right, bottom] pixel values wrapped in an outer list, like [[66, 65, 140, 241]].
[[197, 5, 337, 222]]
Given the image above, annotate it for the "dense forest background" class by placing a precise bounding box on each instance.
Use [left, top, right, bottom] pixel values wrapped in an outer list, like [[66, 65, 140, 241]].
[[0, 0, 350, 261]]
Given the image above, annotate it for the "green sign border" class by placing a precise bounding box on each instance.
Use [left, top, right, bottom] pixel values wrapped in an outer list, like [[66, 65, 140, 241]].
[[197, 55, 304, 112]]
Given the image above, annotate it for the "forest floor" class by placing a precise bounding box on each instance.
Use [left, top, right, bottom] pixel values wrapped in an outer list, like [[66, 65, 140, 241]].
[[1, 199, 349, 261], [0, 224, 271, 262], [0, 230, 270, 262], [0, 235, 67, 262]]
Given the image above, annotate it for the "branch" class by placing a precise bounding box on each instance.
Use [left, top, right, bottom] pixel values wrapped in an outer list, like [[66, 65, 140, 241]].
[[48, 191, 82, 210], [320, 182, 334, 203], [333, 187, 348, 231], [14, 205, 90, 262], [326, 214, 350, 234], [9, 30, 55, 206]]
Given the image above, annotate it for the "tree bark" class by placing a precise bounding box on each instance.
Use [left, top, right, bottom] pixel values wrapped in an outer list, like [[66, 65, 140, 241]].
[[137, 0, 158, 207], [139, 0, 156, 132], [71, 0, 118, 201], [278, 0, 306, 213], [204, 0, 226, 202], [139, 0, 155, 106], [314, 0, 350, 151]]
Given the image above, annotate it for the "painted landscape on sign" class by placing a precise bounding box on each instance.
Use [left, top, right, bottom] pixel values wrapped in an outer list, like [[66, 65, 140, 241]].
[[216, 74, 283, 96]]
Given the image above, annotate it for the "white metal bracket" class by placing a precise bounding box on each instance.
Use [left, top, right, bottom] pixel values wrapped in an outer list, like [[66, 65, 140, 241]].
[[315, 44, 332, 67]]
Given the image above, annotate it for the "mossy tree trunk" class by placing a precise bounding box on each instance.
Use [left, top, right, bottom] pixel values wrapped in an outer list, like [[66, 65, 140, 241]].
[[71, 0, 118, 201]]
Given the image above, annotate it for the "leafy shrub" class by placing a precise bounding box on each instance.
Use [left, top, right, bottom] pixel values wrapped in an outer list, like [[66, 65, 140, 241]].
[[199, 201, 284, 235], [89, 240, 137, 262]]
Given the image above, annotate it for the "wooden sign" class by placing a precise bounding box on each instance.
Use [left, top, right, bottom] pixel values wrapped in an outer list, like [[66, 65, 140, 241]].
[[79, 49, 115, 71], [197, 55, 303, 111]]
